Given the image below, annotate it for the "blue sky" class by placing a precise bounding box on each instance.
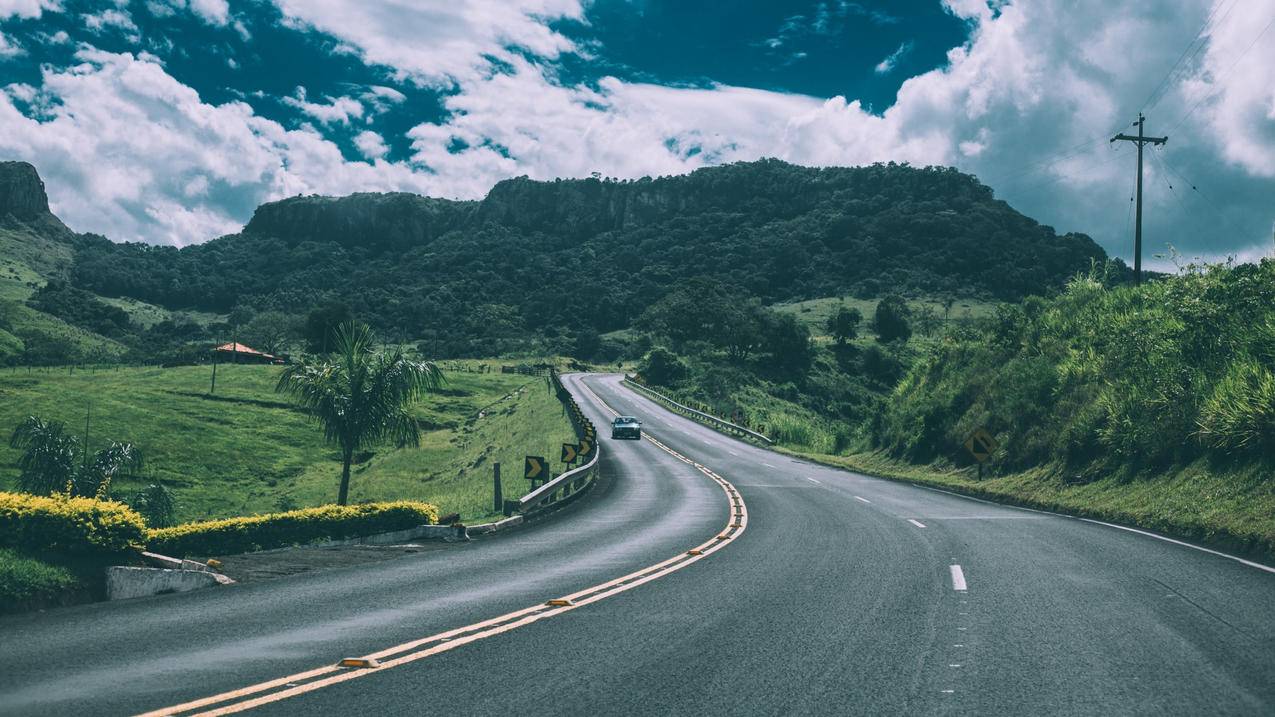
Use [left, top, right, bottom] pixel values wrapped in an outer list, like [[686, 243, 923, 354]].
[[0, 0, 1273, 269]]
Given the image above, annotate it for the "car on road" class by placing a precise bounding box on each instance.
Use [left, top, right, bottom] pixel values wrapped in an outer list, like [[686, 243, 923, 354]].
[[611, 416, 642, 439]]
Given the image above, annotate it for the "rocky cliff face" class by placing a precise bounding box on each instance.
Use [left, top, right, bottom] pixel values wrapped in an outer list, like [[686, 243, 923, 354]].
[[0, 161, 51, 221]]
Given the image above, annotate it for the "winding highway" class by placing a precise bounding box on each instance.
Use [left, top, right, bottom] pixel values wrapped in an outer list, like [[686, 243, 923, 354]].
[[2, 373, 1274, 716]]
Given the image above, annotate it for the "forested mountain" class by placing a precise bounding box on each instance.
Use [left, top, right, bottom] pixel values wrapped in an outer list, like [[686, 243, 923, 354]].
[[8, 159, 1109, 358]]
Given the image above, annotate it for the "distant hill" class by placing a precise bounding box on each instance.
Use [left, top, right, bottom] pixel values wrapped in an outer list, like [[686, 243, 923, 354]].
[[4, 158, 1109, 358]]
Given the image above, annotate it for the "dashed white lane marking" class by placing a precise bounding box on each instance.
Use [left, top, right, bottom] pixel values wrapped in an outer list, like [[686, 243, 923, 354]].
[[950, 565, 968, 591], [908, 519, 926, 528], [728, 450, 740, 456], [805, 476, 822, 485], [763, 462, 777, 468], [854, 496, 871, 504]]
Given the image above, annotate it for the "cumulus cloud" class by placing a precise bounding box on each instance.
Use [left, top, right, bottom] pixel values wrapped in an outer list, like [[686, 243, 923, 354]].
[[270, 0, 583, 86], [0, 48, 434, 244], [1, 0, 1272, 265], [0, 0, 60, 20], [353, 129, 389, 160]]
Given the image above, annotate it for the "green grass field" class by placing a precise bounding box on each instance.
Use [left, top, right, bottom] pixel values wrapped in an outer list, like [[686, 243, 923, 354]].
[[0, 361, 576, 524], [770, 295, 997, 344]]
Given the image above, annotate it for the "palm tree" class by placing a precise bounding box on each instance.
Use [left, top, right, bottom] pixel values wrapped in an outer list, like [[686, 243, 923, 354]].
[[9, 416, 143, 498], [276, 322, 444, 505], [9, 416, 78, 496]]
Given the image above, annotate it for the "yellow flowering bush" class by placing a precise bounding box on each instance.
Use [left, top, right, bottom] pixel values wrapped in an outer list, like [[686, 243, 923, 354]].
[[148, 501, 438, 557], [0, 491, 147, 558]]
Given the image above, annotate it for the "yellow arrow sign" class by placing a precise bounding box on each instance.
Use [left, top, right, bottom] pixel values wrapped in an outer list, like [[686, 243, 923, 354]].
[[524, 455, 547, 479], [578, 438, 592, 456], [964, 428, 998, 463], [561, 443, 579, 463]]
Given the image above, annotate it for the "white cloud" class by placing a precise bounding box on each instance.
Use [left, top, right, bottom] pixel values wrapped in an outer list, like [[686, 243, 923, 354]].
[[874, 41, 913, 74], [83, 8, 140, 42], [2, 0, 1272, 264], [269, 0, 584, 86], [353, 130, 389, 160], [145, 0, 230, 26], [0, 31, 22, 58], [282, 87, 364, 125], [0, 48, 435, 245], [0, 0, 60, 20]]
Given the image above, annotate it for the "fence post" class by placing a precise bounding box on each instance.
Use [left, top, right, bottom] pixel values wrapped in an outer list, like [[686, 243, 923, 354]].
[[493, 462, 503, 513]]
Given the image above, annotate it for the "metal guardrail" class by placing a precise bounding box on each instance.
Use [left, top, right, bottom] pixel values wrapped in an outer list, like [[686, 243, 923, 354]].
[[510, 370, 601, 515], [621, 376, 774, 445], [516, 443, 600, 513]]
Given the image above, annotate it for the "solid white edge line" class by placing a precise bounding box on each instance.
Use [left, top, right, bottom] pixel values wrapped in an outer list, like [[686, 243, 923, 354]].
[[950, 564, 967, 591], [1078, 518, 1275, 575], [908, 519, 926, 528], [917, 483, 1275, 575]]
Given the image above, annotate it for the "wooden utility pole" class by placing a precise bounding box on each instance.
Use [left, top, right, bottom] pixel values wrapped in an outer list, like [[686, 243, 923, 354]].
[[1111, 113, 1168, 284]]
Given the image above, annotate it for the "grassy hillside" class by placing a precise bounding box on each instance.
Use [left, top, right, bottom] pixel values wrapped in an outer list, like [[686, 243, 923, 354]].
[[771, 295, 997, 343], [0, 362, 576, 523]]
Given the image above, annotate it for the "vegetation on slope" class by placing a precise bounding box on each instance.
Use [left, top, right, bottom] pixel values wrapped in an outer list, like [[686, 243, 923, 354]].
[[63, 160, 1108, 357]]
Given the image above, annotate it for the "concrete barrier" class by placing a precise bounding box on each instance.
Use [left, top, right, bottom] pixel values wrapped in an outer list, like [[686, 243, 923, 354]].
[[105, 566, 235, 601]]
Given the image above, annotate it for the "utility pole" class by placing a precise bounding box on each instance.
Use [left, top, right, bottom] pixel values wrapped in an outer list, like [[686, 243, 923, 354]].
[[1111, 113, 1167, 284]]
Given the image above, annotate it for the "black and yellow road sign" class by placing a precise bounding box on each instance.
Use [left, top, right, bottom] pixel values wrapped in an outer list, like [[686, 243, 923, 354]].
[[561, 443, 579, 463], [524, 456, 547, 480], [578, 437, 593, 456], [964, 428, 998, 463]]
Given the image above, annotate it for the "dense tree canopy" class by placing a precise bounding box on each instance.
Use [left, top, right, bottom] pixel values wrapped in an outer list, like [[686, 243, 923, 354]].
[[62, 160, 1110, 358]]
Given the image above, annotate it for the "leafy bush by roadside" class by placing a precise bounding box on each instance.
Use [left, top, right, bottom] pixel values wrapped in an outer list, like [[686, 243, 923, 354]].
[[0, 491, 147, 559], [877, 259, 1275, 474], [148, 501, 439, 557], [0, 547, 84, 613]]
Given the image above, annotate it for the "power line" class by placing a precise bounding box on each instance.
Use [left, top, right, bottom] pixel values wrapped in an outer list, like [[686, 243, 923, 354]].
[[1140, 0, 1241, 113], [1169, 10, 1275, 133]]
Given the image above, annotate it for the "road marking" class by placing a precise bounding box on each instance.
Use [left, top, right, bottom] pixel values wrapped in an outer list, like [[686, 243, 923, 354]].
[[950, 565, 967, 591], [1078, 518, 1275, 575], [805, 476, 821, 485], [140, 377, 748, 717], [763, 462, 776, 468], [854, 496, 871, 504], [728, 450, 739, 456], [948, 664, 963, 668], [908, 519, 926, 528]]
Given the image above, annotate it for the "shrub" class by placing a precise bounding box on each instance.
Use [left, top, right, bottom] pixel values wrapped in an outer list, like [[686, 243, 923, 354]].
[[0, 548, 83, 612], [148, 501, 439, 557], [0, 492, 147, 558]]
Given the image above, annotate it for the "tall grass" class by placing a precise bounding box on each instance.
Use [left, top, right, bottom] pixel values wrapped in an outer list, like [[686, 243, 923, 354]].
[[876, 259, 1275, 474]]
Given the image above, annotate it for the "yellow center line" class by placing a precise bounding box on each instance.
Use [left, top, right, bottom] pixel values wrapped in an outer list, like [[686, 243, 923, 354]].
[[138, 375, 746, 717]]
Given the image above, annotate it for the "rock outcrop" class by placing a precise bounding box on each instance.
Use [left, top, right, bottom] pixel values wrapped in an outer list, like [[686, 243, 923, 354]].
[[0, 161, 51, 221]]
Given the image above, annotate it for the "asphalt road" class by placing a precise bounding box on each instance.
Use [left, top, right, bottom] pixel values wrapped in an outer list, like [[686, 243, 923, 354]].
[[2, 373, 1274, 716]]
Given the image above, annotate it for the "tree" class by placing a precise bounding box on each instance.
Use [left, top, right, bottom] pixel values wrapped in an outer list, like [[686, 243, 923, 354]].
[[639, 347, 688, 385], [276, 322, 445, 505], [873, 295, 912, 343], [9, 416, 143, 498], [914, 305, 941, 337], [303, 302, 353, 354], [764, 313, 815, 373], [826, 305, 863, 345], [241, 311, 300, 355], [9, 416, 78, 496]]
